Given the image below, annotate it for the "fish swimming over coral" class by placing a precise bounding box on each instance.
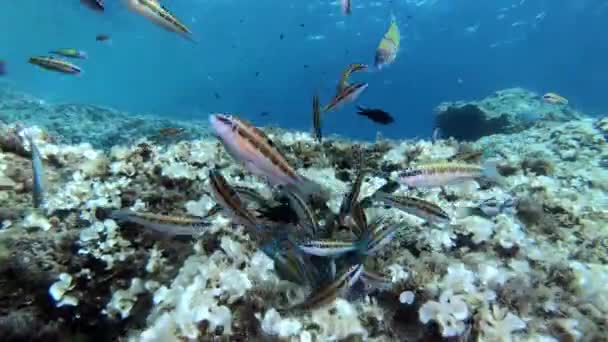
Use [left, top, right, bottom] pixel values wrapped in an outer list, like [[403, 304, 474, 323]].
[[375, 14, 400, 69], [291, 263, 363, 311], [50, 48, 88, 59], [356, 105, 395, 125], [371, 191, 450, 225], [312, 93, 322, 143], [110, 210, 209, 237], [20, 129, 46, 208], [209, 113, 325, 200], [398, 161, 502, 188], [28, 56, 82, 74], [0, 60, 6, 76], [125, 0, 194, 42], [323, 82, 368, 113], [208, 169, 265, 233], [543, 92, 568, 105]]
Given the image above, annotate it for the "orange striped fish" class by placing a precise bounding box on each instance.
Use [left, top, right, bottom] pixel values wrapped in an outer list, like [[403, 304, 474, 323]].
[[324, 82, 368, 113], [209, 114, 325, 199]]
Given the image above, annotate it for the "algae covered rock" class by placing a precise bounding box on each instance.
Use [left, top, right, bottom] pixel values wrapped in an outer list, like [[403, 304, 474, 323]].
[[435, 88, 582, 141]]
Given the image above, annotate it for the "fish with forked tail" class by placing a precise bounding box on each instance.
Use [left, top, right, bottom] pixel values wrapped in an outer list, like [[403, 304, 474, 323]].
[[209, 113, 327, 200]]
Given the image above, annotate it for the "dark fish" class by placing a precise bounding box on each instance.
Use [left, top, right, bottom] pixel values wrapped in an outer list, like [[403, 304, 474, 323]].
[[255, 71, 260, 77], [259, 111, 270, 117], [0, 60, 6, 76], [158, 127, 185, 137], [356, 106, 394, 125], [96, 34, 111, 42], [214, 92, 221, 99], [279, 33, 284, 40], [81, 0, 104, 11], [312, 94, 322, 142]]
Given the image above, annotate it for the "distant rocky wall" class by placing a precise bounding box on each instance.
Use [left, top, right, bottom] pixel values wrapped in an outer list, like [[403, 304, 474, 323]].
[[0, 88, 210, 149], [434, 88, 582, 141]]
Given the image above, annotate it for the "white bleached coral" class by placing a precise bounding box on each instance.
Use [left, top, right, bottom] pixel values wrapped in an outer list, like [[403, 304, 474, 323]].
[[259, 308, 303, 338], [477, 305, 526, 341], [49, 273, 79, 307], [419, 290, 469, 337]]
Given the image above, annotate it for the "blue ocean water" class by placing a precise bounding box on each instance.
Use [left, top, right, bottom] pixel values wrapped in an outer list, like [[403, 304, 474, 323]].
[[0, 0, 606, 140]]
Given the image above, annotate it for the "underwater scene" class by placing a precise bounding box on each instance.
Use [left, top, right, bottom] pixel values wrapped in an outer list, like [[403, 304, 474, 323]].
[[0, 0, 607, 341]]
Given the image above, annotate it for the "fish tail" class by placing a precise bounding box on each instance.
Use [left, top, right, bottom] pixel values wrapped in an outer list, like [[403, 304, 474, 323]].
[[481, 160, 505, 186]]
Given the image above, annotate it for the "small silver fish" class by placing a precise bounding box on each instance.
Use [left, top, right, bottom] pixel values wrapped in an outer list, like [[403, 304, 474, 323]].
[[298, 239, 359, 257], [458, 197, 516, 218], [111, 210, 208, 237], [372, 191, 450, 225]]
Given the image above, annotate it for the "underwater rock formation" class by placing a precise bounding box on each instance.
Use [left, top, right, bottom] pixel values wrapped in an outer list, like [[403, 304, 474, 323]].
[[0, 88, 210, 149], [0, 89, 606, 341], [435, 88, 582, 140]]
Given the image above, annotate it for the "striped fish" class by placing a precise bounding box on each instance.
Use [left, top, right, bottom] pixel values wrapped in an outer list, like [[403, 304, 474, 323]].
[[209, 113, 325, 200], [28, 56, 81, 74], [278, 184, 320, 237], [111, 210, 208, 237], [125, 0, 194, 42], [398, 161, 501, 188], [312, 93, 322, 143], [22, 130, 46, 208], [337, 63, 368, 92], [291, 263, 363, 311], [372, 191, 450, 225], [50, 48, 87, 59], [365, 221, 400, 255], [323, 82, 368, 113], [297, 239, 359, 257], [208, 169, 263, 232]]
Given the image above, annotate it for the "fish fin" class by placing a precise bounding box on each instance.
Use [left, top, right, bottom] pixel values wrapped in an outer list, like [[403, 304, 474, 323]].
[[481, 160, 505, 186]]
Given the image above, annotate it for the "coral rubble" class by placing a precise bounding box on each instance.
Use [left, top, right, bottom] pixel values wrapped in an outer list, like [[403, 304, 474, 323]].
[[0, 89, 606, 341]]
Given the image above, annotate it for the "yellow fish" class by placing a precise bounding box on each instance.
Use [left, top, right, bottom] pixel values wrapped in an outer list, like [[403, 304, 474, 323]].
[[375, 14, 400, 69], [125, 0, 195, 42]]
